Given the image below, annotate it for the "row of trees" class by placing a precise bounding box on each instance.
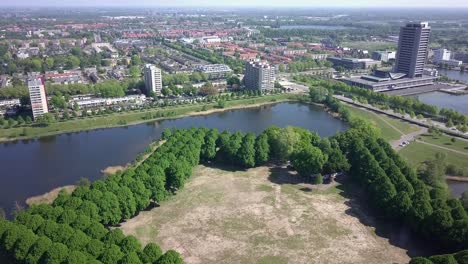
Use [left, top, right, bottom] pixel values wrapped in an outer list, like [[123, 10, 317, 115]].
[[295, 75, 468, 126], [0, 129, 210, 263], [307, 83, 468, 260]]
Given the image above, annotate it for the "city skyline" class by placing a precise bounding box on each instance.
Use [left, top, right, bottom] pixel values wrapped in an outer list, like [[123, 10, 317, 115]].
[[2, 0, 468, 7]]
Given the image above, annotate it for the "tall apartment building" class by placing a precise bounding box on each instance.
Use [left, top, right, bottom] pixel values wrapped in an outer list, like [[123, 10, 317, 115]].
[[244, 60, 276, 91], [143, 64, 162, 96], [28, 77, 48, 120], [394, 22, 431, 78], [433, 48, 451, 64]]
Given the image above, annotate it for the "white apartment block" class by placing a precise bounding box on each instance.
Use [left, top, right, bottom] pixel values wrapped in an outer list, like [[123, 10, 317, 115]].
[[28, 78, 49, 120], [433, 49, 451, 64], [144, 64, 162, 96]]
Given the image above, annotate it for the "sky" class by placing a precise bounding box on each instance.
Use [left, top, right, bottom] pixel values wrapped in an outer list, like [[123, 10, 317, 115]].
[[1, 0, 468, 8]]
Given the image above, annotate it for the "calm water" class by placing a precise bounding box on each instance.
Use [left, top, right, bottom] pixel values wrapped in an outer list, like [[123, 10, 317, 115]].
[[449, 180, 468, 198], [439, 69, 468, 83], [280, 25, 355, 30], [0, 102, 348, 216], [415, 91, 468, 114]]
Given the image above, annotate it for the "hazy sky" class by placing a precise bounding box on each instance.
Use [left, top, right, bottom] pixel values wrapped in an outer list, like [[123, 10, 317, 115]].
[[2, 0, 468, 8]]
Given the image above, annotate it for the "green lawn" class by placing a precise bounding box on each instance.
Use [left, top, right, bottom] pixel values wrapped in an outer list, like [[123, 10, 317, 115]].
[[399, 142, 468, 172], [418, 134, 468, 155], [345, 105, 420, 141], [0, 94, 299, 141]]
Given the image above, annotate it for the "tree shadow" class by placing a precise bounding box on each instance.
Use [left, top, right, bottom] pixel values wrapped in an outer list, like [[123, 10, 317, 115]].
[[335, 179, 442, 257], [202, 161, 245, 172], [267, 166, 309, 185]]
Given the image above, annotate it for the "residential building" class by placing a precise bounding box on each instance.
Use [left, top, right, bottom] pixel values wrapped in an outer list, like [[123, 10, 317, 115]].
[[244, 60, 276, 91], [143, 64, 162, 96], [195, 64, 232, 80], [372, 51, 396, 62], [308, 54, 329, 60], [433, 49, 451, 64], [28, 77, 48, 120], [394, 22, 431, 78]]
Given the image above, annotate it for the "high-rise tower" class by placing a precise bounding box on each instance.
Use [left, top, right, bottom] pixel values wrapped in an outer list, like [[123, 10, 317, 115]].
[[394, 22, 431, 78]]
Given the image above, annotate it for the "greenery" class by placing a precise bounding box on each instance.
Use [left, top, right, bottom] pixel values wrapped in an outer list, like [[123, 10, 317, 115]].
[[0, 93, 297, 141], [295, 75, 468, 126]]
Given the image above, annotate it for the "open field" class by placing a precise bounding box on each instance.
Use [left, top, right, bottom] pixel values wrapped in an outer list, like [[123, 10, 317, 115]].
[[0, 94, 299, 142], [399, 142, 468, 173], [417, 134, 468, 155], [120, 165, 410, 264], [345, 105, 420, 141], [341, 41, 397, 52]]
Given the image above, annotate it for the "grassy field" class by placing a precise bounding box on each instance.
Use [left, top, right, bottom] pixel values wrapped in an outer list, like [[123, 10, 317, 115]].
[[399, 142, 468, 172], [120, 165, 410, 264], [0, 94, 299, 142], [345, 105, 420, 141], [399, 134, 468, 174], [418, 134, 468, 154], [341, 41, 397, 52]]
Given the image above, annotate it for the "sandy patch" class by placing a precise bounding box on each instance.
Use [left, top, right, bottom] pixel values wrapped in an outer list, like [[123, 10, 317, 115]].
[[120, 165, 410, 264]]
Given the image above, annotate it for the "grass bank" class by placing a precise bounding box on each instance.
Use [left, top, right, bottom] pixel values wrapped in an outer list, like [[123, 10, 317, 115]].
[[344, 104, 420, 141], [0, 93, 300, 142]]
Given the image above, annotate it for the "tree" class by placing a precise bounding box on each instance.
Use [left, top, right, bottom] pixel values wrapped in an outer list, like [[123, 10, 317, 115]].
[[85, 239, 105, 258], [409, 257, 433, 264], [43, 242, 69, 264], [119, 251, 142, 264], [129, 66, 141, 78], [313, 174, 324, 185], [199, 82, 218, 96], [156, 250, 183, 264], [120, 236, 141, 254], [25, 236, 53, 264], [418, 152, 448, 189], [255, 133, 270, 165], [462, 191, 468, 210], [217, 99, 226, 108], [291, 145, 327, 177], [237, 133, 256, 168], [13, 229, 37, 261], [64, 250, 89, 264], [454, 250, 468, 264], [429, 254, 457, 264], [99, 244, 124, 264], [140, 243, 162, 264], [200, 129, 219, 162]]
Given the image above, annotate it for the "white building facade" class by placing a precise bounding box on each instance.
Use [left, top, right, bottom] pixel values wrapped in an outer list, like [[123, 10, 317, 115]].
[[144, 64, 162, 96], [433, 48, 451, 64], [28, 78, 49, 120]]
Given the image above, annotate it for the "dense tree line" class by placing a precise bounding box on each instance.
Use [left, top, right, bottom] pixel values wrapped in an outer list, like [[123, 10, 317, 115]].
[[295, 75, 468, 126], [2, 94, 467, 263]]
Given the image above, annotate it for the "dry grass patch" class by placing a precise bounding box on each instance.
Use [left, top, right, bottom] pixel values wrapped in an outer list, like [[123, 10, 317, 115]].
[[120, 165, 410, 264]]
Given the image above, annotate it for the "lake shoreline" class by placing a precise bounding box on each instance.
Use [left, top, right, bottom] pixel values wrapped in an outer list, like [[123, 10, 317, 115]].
[[0, 94, 300, 143]]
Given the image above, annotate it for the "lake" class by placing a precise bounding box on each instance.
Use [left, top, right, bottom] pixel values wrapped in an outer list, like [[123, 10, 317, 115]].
[[438, 68, 468, 83], [0, 102, 348, 216], [279, 25, 355, 30], [414, 91, 468, 114]]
